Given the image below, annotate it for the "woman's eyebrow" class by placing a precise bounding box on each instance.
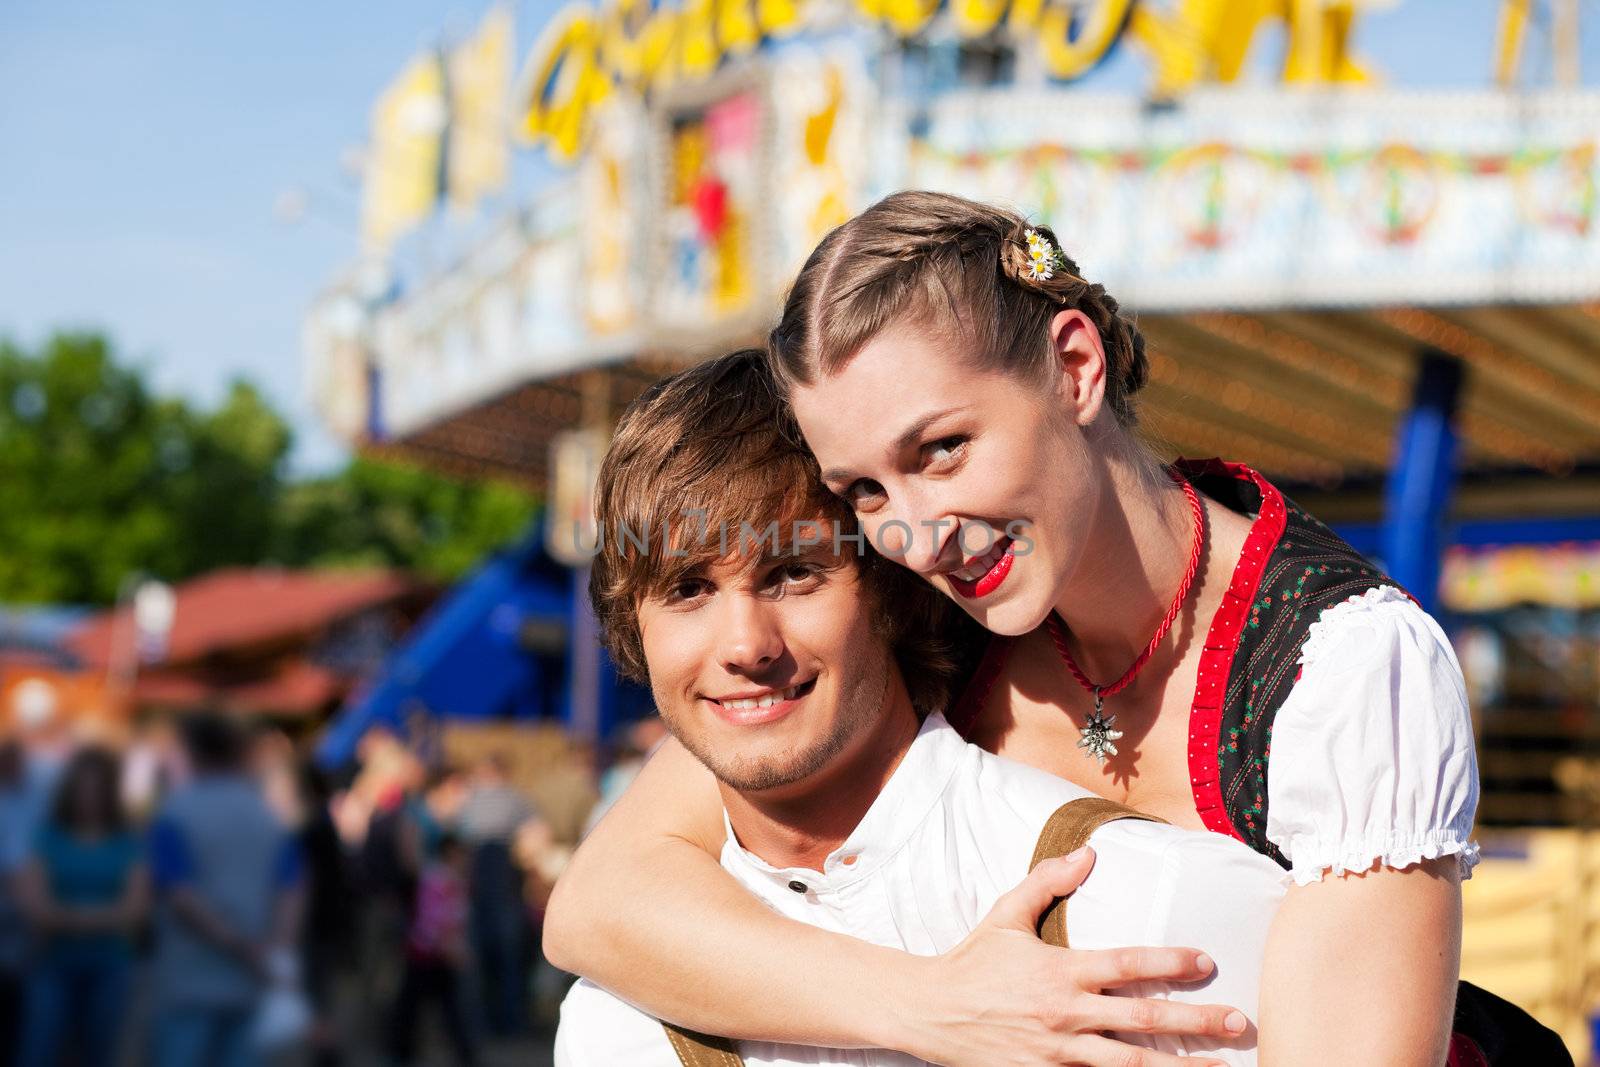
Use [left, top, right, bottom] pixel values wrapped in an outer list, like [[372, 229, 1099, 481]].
[[820, 406, 967, 483], [890, 406, 965, 454]]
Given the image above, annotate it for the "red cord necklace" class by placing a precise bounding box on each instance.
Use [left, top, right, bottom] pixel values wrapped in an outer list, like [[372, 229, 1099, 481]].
[[1044, 470, 1206, 765]]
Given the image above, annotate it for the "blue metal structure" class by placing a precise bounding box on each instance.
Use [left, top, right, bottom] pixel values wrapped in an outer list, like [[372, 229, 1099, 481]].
[[566, 565, 605, 743], [1380, 352, 1466, 617], [1338, 516, 1600, 559], [315, 519, 641, 768]]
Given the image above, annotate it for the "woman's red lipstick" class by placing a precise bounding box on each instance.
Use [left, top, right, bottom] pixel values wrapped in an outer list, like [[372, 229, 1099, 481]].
[[947, 538, 1015, 599]]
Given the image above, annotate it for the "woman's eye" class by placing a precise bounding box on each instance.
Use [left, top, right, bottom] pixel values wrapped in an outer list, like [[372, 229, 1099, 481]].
[[844, 478, 886, 510], [924, 436, 968, 468]]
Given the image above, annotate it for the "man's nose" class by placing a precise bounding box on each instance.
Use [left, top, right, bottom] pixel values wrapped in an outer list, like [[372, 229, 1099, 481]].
[[716, 594, 785, 673]]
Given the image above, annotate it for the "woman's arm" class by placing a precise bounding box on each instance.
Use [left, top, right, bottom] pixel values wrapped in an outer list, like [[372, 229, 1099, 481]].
[[13, 855, 145, 933], [69, 861, 150, 932], [16, 857, 70, 932], [1257, 859, 1461, 1067], [545, 735, 1243, 1065]]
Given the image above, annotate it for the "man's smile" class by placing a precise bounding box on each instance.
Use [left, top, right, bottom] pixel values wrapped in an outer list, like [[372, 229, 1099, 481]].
[[704, 678, 818, 725]]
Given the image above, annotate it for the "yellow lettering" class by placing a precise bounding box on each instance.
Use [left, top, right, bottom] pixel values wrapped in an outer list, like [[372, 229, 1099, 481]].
[[855, 0, 938, 37], [1130, 0, 1369, 97], [1206, 0, 1278, 82], [598, 0, 650, 84], [757, 0, 805, 35], [854, 0, 884, 27], [1128, 0, 1222, 96], [516, 9, 611, 162], [718, 0, 762, 55], [678, 0, 721, 80], [1495, 0, 1532, 86], [514, 0, 1374, 165], [1035, 0, 1133, 80], [1003, 0, 1046, 32], [1282, 0, 1372, 84], [635, 5, 681, 90], [953, 0, 1010, 37]]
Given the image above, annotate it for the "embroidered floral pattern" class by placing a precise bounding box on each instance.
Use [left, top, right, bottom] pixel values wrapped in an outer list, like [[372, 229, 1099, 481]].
[[1211, 488, 1405, 867]]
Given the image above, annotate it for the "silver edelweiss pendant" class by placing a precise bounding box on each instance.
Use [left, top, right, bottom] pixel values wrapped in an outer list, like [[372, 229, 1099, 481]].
[[1077, 691, 1123, 766]]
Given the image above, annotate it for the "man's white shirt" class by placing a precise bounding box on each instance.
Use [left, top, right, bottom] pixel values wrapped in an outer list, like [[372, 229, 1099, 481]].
[[556, 713, 1288, 1066]]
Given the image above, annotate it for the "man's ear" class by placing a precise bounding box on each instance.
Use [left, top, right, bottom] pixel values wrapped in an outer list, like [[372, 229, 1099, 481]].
[[1048, 309, 1108, 427]]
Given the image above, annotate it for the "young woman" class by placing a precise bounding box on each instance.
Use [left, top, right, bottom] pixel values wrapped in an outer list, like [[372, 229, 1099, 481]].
[[544, 192, 1483, 1066], [17, 746, 149, 1067]]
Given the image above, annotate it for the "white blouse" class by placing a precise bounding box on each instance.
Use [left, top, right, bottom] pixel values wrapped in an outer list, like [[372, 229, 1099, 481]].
[[1265, 586, 1482, 886]]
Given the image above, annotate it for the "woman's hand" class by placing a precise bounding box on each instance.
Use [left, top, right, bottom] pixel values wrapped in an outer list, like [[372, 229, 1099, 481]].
[[894, 850, 1246, 1067]]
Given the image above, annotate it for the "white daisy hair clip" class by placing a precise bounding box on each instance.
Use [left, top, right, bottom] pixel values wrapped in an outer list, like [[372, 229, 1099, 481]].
[[1022, 228, 1067, 281]]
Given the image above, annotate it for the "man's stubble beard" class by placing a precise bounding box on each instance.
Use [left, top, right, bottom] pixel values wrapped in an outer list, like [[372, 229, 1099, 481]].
[[662, 646, 893, 794]]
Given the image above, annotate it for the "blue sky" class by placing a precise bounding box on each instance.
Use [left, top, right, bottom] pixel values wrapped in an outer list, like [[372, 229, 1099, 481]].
[[2, 1, 1595, 474]]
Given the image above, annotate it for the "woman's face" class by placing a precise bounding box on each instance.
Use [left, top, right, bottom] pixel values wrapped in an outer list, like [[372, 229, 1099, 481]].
[[789, 317, 1105, 636]]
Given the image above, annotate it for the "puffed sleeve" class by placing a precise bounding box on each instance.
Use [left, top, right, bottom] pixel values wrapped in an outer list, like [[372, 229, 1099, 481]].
[[1265, 586, 1481, 886]]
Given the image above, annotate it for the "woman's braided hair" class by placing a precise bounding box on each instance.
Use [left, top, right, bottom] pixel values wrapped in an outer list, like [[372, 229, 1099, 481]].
[[769, 190, 1149, 426]]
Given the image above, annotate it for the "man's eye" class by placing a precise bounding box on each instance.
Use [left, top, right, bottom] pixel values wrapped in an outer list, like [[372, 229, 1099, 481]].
[[763, 563, 822, 596], [924, 436, 968, 467], [666, 579, 710, 603], [780, 563, 818, 583]]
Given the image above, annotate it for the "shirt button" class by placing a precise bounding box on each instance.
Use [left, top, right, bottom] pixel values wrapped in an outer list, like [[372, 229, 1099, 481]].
[[787, 880, 808, 894]]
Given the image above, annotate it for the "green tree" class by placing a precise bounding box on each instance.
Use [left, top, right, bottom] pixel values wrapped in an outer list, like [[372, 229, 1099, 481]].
[[274, 456, 537, 582], [167, 381, 293, 574], [0, 333, 292, 604], [0, 331, 537, 604]]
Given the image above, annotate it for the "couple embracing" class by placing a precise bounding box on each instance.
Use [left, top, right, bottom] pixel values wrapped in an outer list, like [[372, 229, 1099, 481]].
[[546, 192, 1559, 1066]]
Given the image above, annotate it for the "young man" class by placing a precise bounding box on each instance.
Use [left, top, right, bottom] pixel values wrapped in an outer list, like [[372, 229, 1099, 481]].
[[149, 714, 303, 1067], [555, 350, 1287, 1066]]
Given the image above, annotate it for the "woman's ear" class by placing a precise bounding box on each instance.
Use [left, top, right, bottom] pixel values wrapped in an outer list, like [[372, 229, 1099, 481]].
[[1048, 309, 1108, 427]]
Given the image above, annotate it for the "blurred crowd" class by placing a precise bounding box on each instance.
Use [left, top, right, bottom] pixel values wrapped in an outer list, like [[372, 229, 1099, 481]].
[[0, 705, 666, 1066]]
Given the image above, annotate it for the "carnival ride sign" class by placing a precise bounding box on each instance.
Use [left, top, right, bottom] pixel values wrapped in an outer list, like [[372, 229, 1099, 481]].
[[322, 1, 1600, 455], [352, 46, 874, 440], [516, 0, 1376, 161], [905, 90, 1600, 310]]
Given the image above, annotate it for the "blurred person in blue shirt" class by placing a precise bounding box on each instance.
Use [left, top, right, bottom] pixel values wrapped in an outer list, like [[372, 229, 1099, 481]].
[[0, 739, 36, 1067], [148, 713, 304, 1067], [15, 745, 149, 1067]]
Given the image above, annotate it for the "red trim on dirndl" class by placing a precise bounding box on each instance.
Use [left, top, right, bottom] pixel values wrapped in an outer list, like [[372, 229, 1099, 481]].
[[1446, 1034, 1491, 1067], [1172, 458, 1286, 842]]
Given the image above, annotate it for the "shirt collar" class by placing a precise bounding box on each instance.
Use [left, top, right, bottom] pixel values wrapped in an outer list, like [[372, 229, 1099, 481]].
[[720, 713, 970, 894]]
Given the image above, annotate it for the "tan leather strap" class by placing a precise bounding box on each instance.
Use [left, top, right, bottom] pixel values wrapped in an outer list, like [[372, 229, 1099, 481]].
[[661, 796, 1166, 1066], [664, 1022, 744, 1067], [1029, 797, 1167, 949]]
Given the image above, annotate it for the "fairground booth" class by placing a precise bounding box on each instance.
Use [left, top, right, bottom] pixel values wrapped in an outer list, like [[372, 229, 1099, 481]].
[[305, 1, 1600, 1048]]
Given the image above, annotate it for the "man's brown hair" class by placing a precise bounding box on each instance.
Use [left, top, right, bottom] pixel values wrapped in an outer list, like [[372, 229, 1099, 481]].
[[588, 349, 969, 714], [768, 190, 1150, 427]]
